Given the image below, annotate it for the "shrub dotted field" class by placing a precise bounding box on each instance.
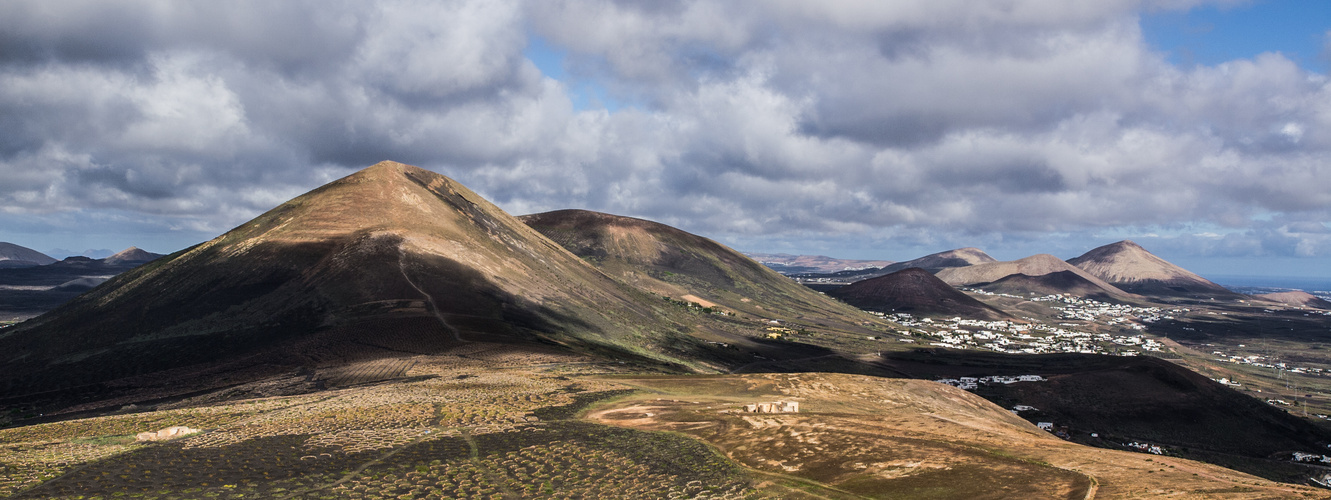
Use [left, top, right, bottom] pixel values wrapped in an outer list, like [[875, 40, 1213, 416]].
[[0, 406, 260, 497], [0, 409, 249, 444], [0, 440, 141, 497], [13, 434, 379, 498], [0, 354, 762, 498], [332, 422, 757, 499]]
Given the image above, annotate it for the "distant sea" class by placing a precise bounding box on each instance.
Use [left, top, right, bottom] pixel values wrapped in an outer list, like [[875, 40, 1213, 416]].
[[1210, 275, 1331, 301]]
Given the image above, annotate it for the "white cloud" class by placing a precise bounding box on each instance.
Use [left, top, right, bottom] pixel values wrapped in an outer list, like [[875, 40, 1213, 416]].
[[0, 0, 1327, 262]]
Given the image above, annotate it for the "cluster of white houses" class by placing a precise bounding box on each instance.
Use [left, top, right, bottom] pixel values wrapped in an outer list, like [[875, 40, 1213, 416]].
[[876, 304, 1170, 356], [1208, 349, 1327, 378], [743, 401, 800, 413], [1126, 442, 1165, 455], [935, 374, 1045, 391]]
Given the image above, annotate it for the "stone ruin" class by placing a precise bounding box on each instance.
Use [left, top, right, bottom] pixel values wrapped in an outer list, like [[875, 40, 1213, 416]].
[[743, 400, 799, 413], [135, 426, 201, 442]]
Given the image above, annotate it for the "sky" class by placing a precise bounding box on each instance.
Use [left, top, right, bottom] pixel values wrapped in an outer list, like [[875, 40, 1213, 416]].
[[1, 1, 1329, 278]]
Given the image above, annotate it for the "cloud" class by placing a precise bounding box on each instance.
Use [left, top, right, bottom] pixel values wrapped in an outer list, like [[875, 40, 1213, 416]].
[[0, 0, 1328, 263]]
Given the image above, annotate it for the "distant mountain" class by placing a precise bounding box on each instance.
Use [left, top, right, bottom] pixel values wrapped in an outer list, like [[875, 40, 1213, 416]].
[[1068, 240, 1235, 298], [973, 270, 1124, 301], [0, 242, 57, 268], [521, 209, 876, 328], [0, 162, 713, 403], [0, 253, 157, 321], [828, 267, 1007, 320], [879, 247, 997, 274], [935, 254, 1129, 297], [744, 252, 894, 274], [103, 246, 163, 265], [1255, 291, 1331, 309]]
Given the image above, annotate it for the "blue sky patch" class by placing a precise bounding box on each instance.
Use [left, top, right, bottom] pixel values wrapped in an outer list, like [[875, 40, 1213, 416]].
[[1141, 0, 1330, 72]]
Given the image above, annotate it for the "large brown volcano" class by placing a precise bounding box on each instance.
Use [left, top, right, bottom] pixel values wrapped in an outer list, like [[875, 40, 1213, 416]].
[[0, 162, 707, 405], [1067, 240, 1235, 298]]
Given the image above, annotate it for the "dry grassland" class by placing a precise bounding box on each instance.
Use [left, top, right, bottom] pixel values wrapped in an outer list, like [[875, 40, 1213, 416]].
[[591, 373, 1331, 499]]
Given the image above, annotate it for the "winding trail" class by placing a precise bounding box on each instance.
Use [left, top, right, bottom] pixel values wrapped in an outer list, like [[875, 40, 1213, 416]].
[[398, 247, 467, 344]]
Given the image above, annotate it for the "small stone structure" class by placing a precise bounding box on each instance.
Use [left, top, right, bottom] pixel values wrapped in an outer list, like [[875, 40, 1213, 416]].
[[743, 401, 799, 413], [135, 426, 201, 442]]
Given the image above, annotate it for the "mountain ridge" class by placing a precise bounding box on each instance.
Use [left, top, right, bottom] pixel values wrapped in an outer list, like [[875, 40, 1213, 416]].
[[935, 253, 1130, 297], [879, 247, 997, 274]]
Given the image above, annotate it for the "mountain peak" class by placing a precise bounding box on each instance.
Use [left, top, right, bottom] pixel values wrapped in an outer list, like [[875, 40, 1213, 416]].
[[1068, 241, 1233, 297], [104, 247, 163, 265], [829, 267, 1008, 320], [0, 161, 711, 401]]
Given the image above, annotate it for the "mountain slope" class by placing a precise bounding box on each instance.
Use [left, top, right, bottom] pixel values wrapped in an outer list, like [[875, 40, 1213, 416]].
[[879, 247, 996, 274], [828, 267, 1007, 320], [974, 270, 1124, 301], [744, 253, 894, 274], [935, 254, 1130, 297], [1067, 240, 1235, 298], [0, 162, 708, 404], [519, 209, 878, 329], [0, 242, 56, 268]]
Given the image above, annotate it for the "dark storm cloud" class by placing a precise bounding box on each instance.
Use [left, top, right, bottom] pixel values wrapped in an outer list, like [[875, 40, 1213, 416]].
[[0, 0, 1327, 263]]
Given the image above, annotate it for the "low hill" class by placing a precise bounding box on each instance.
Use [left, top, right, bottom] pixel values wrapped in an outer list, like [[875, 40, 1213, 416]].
[[1256, 291, 1331, 309], [0, 243, 56, 268], [935, 254, 1129, 296], [0, 162, 713, 409], [828, 267, 1007, 320], [744, 252, 893, 274], [519, 209, 878, 329], [1068, 240, 1236, 299], [879, 247, 996, 274], [974, 270, 1124, 301]]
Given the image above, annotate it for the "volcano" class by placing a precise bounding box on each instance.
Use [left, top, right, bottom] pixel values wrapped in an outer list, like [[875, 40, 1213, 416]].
[[0, 162, 707, 405], [828, 267, 1007, 320], [1067, 240, 1235, 299]]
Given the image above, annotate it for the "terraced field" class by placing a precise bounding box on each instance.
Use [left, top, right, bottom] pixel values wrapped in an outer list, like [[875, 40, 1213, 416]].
[[0, 344, 760, 499], [2, 344, 1328, 499]]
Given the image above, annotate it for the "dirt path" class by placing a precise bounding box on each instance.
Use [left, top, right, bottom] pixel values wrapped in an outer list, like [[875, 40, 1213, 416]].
[[398, 248, 466, 343]]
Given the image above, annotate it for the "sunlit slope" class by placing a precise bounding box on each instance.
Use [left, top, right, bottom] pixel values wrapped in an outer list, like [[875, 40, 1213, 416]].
[[878, 246, 996, 274], [519, 209, 878, 329], [1068, 240, 1236, 299], [594, 372, 1323, 499], [937, 253, 1129, 296], [0, 162, 712, 400]]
